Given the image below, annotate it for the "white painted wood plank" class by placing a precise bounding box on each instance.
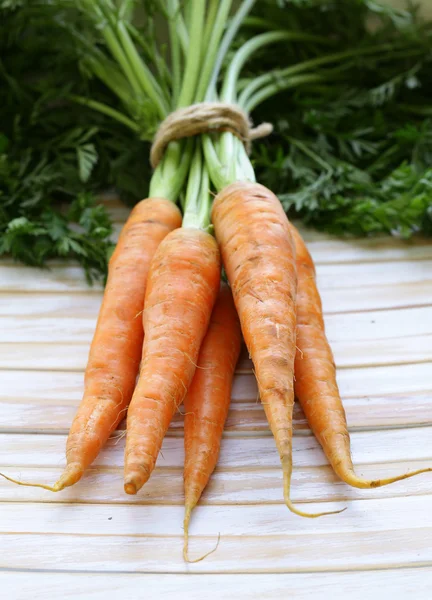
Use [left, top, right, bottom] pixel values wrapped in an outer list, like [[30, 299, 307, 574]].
[[2, 302, 430, 370], [0, 277, 428, 313], [1, 363, 429, 405], [1, 304, 430, 357], [0, 343, 91, 371], [1, 334, 430, 370], [0, 293, 101, 317], [316, 260, 432, 289], [1, 364, 431, 433], [326, 306, 432, 341], [322, 281, 431, 312], [307, 237, 432, 264], [2, 569, 432, 600], [1, 261, 430, 314], [1, 428, 431, 470], [2, 391, 432, 433], [1, 495, 432, 537], [330, 336, 432, 368], [1, 527, 432, 573], [3, 300, 431, 340], [0, 226, 431, 586], [0, 317, 96, 343], [0, 264, 101, 292], [1, 461, 431, 505]]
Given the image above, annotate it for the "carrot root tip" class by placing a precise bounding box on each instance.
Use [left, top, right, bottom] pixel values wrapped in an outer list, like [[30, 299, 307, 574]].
[[54, 463, 83, 490], [124, 465, 150, 495], [0, 462, 84, 493], [282, 462, 345, 518], [0, 472, 59, 493], [341, 466, 432, 489], [124, 482, 137, 495], [183, 504, 220, 563]]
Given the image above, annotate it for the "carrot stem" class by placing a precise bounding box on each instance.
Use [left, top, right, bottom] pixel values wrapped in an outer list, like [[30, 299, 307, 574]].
[[238, 41, 415, 107], [69, 96, 140, 133], [206, 0, 256, 100], [115, 19, 168, 117], [195, 0, 232, 102], [177, 0, 205, 107], [222, 30, 332, 103], [149, 140, 194, 201], [182, 141, 212, 230], [167, 0, 182, 107]]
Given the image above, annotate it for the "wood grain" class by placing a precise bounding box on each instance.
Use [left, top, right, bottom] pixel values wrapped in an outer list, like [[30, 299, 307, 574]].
[[1, 362, 431, 433], [2, 569, 432, 600], [1, 460, 431, 505], [1, 427, 432, 469], [1, 494, 431, 535], [1, 527, 432, 573], [1, 305, 430, 370], [1, 212, 431, 593]]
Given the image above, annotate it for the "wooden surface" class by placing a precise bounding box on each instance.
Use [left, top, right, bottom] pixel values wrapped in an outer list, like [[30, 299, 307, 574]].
[[1, 200, 432, 599]]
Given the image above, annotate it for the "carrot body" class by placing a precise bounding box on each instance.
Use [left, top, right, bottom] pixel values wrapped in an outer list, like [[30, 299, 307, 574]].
[[0, 198, 182, 493], [124, 228, 220, 495], [290, 222, 432, 488], [183, 282, 241, 561], [62, 198, 182, 487], [212, 181, 327, 517]]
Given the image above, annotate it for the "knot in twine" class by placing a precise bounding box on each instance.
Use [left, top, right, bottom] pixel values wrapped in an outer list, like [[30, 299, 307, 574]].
[[150, 102, 273, 169]]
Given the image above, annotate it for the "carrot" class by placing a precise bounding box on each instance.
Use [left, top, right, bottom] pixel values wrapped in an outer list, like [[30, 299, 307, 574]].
[[289, 222, 432, 488], [212, 181, 341, 518], [183, 282, 242, 562], [124, 227, 220, 495], [0, 198, 181, 492]]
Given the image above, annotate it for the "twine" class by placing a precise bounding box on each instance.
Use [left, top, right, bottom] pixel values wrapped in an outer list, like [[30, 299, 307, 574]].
[[150, 102, 273, 168]]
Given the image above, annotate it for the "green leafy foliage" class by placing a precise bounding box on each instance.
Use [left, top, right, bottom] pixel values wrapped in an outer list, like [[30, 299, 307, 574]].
[[1, 0, 432, 284], [0, 1, 152, 280], [250, 0, 432, 238]]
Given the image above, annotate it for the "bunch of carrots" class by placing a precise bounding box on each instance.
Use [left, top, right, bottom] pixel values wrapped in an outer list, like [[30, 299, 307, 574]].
[[2, 0, 431, 561]]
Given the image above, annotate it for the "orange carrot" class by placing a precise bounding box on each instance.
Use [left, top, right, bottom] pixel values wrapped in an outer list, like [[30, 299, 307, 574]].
[[124, 227, 220, 495], [0, 198, 181, 492], [289, 222, 432, 488], [212, 181, 341, 518], [183, 282, 241, 562]]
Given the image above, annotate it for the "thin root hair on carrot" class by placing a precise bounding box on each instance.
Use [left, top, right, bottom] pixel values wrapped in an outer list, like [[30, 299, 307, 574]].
[[343, 466, 432, 489], [183, 506, 221, 563], [282, 461, 346, 518], [0, 472, 60, 492], [108, 405, 129, 432], [184, 352, 214, 370], [111, 430, 127, 446]]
